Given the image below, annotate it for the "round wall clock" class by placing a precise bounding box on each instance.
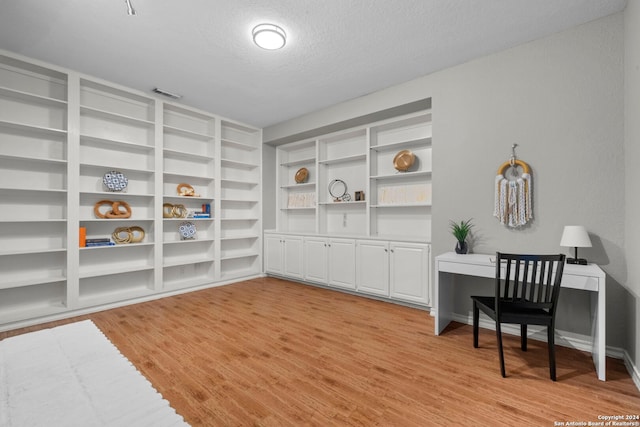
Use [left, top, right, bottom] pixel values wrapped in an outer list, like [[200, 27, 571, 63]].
[[103, 170, 128, 192], [179, 221, 197, 240]]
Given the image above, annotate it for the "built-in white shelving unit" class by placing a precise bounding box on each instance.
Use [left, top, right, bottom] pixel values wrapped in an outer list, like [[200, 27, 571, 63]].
[[0, 50, 261, 330], [266, 110, 432, 307]]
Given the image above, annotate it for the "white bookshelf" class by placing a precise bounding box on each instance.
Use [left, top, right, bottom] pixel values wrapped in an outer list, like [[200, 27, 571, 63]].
[[267, 111, 432, 306], [0, 49, 262, 330]]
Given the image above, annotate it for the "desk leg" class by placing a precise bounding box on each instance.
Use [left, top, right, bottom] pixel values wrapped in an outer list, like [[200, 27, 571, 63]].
[[591, 281, 606, 381], [434, 267, 454, 335]]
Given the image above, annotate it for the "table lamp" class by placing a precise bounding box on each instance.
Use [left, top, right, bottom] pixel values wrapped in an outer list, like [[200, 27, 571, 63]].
[[560, 225, 592, 265]]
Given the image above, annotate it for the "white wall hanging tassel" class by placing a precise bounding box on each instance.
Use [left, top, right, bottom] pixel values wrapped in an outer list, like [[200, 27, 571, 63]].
[[493, 145, 533, 228]]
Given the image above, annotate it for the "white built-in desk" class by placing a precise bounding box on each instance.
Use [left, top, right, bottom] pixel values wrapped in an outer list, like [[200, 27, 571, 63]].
[[434, 252, 606, 381]]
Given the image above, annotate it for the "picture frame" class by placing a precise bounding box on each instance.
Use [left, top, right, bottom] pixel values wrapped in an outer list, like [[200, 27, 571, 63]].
[[355, 191, 365, 201]]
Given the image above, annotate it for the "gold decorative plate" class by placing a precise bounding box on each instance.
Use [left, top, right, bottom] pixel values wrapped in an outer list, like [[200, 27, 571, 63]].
[[295, 167, 309, 183], [393, 150, 415, 172]]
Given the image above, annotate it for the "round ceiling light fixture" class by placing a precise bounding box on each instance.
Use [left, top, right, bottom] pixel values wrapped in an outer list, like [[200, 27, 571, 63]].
[[252, 24, 287, 50]]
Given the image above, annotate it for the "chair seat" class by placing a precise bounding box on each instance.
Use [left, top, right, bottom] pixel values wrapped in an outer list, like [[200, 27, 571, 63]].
[[471, 295, 553, 326]]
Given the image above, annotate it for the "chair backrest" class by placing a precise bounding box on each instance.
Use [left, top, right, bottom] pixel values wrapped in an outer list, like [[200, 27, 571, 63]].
[[494, 252, 566, 314]]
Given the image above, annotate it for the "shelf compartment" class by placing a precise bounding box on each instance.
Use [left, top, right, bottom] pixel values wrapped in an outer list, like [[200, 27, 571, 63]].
[[318, 128, 366, 163], [220, 256, 260, 281], [80, 135, 155, 172], [0, 93, 67, 131], [0, 54, 67, 101], [0, 251, 66, 289], [163, 128, 214, 159], [319, 161, 367, 205], [163, 239, 214, 267], [164, 153, 214, 179], [319, 202, 367, 236], [0, 188, 66, 221], [0, 281, 67, 324], [80, 78, 155, 122], [221, 237, 258, 260], [222, 164, 259, 183], [80, 220, 154, 245], [220, 218, 260, 237], [163, 219, 214, 242], [0, 155, 67, 191], [163, 175, 214, 199], [163, 103, 215, 138], [371, 145, 432, 177], [372, 181, 432, 207], [78, 270, 154, 308], [163, 262, 214, 290], [220, 179, 259, 201], [370, 205, 432, 241], [80, 165, 154, 194], [0, 221, 66, 254], [0, 120, 67, 161], [221, 120, 260, 148], [80, 108, 154, 148], [370, 112, 432, 147], [80, 193, 154, 221], [79, 244, 153, 278]]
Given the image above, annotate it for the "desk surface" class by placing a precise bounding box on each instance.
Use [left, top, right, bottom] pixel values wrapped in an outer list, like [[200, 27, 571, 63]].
[[435, 252, 604, 291]]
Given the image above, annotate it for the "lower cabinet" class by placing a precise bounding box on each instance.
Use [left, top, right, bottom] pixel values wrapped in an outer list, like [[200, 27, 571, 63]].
[[355, 240, 390, 297], [355, 240, 430, 305], [327, 238, 356, 290], [264, 234, 303, 279], [266, 232, 430, 307], [388, 242, 430, 305], [303, 236, 328, 283]]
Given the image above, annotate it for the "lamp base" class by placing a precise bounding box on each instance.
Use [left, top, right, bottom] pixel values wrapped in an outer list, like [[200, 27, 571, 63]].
[[567, 258, 588, 265]]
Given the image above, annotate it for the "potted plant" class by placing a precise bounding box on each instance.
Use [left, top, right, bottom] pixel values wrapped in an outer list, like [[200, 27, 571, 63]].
[[450, 219, 473, 254]]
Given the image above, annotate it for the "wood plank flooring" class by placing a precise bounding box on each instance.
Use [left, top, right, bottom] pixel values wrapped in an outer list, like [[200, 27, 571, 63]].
[[2, 277, 638, 426]]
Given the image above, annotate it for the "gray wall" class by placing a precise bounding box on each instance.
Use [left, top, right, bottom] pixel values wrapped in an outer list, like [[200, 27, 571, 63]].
[[624, 2, 640, 367], [264, 12, 635, 363]]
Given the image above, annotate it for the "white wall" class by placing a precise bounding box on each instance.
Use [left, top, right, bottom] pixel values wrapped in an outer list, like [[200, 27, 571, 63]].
[[625, 1, 640, 369], [264, 13, 631, 353]]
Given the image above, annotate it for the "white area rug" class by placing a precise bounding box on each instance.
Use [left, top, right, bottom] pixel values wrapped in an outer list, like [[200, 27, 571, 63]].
[[0, 320, 189, 426]]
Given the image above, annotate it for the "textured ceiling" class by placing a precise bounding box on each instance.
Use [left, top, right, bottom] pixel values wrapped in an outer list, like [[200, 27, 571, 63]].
[[0, 0, 627, 128]]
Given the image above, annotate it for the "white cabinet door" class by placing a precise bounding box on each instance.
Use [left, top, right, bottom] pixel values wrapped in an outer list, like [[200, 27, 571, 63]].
[[264, 234, 284, 275], [304, 237, 328, 283], [389, 242, 430, 305], [283, 236, 303, 279], [356, 240, 390, 297], [328, 238, 356, 290]]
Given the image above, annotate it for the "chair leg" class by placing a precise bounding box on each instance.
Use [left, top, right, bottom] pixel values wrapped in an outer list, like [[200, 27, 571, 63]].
[[473, 301, 479, 348], [521, 324, 527, 351], [548, 327, 557, 381], [496, 321, 506, 377]]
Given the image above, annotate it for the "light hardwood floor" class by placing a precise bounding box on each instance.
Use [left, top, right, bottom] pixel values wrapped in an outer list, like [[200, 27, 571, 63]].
[[2, 277, 638, 426]]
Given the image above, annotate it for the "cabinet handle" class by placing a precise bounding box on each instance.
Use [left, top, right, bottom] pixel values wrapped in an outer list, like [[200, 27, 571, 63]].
[[384, 248, 388, 252], [390, 249, 395, 253]]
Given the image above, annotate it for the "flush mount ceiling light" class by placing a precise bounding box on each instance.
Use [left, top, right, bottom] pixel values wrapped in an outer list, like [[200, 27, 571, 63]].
[[252, 24, 286, 50], [125, 0, 136, 16]]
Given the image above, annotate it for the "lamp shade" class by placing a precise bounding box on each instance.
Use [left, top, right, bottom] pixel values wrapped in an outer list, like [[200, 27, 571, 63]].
[[560, 226, 592, 248]]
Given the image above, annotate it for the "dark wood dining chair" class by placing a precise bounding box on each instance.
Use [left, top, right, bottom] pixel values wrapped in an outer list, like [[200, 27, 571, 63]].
[[471, 252, 566, 380]]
